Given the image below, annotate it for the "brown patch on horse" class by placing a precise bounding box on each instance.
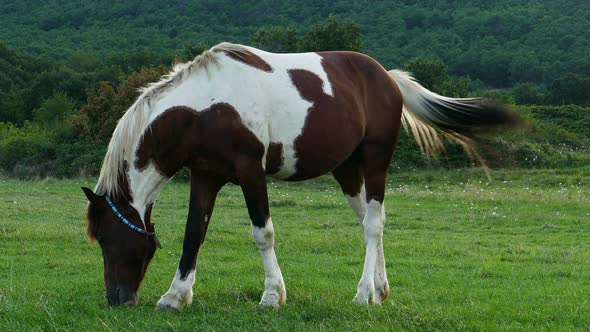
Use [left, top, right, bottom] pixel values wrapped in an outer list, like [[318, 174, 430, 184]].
[[331, 150, 364, 196], [135, 103, 265, 182], [265, 142, 283, 175], [286, 57, 368, 180], [223, 50, 273, 72], [135, 106, 199, 177]]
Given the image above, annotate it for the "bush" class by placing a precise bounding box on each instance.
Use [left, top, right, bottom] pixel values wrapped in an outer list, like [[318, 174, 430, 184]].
[[74, 65, 169, 145], [0, 121, 106, 178], [0, 122, 56, 176], [33, 92, 76, 129]]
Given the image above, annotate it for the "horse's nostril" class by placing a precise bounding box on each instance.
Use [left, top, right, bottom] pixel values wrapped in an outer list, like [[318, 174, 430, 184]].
[[107, 295, 117, 306], [106, 285, 138, 306], [123, 296, 138, 306], [115, 286, 137, 306], [106, 287, 121, 306]]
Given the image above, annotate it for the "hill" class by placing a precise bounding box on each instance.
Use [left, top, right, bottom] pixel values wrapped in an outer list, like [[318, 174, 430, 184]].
[[0, 1, 589, 177], [1, 1, 588, 90]]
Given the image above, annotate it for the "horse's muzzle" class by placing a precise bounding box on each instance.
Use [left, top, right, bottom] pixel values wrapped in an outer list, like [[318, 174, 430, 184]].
[[106, 285, 138, 306]]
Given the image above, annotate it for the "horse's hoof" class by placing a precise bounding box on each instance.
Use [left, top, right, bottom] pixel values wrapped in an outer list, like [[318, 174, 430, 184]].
[[259, 289, 285, 308], [155, 294, 182, 312], [155, 303, 180, 312], [353, 284, 375, 305], [352, 295, 371, 305], [375, 283, 389, 304]]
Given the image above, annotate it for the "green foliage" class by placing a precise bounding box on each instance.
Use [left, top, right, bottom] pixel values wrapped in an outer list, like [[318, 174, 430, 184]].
[[526, 104, 590, 138], [298, 15, 362, 52], [0, 121, 104, 177], [512, 82, 547, 105], [0, 43, 52, 124], [32, 92, 76, 129], [252, 15, 361, 53], [0, 40, 173, 125], [181, 42, 210, 62], [0, 122, 53, 175], [471, 105, 590, 169], [549, 73, 590, 106], [401, 58, 472, 97], [404, 58, 448, 91], [0, 4, 589, 177], [75, 65, 170, 145], [252, 26, 300, 53], [1, 1, 588, 92]]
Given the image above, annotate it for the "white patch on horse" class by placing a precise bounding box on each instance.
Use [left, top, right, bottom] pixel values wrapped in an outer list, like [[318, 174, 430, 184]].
[[345, 183, 366, 222], [252, 218, 286, 307], [373, 236, 389, 304], [127, 162, 168, 221], [156, 269, 195, 311], [353, 199, 385, 305]]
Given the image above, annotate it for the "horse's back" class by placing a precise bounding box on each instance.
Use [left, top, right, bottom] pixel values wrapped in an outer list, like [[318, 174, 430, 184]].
[[151, 45, 402, 180]]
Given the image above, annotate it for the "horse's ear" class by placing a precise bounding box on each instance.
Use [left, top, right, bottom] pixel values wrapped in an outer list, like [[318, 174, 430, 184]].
[[81, 187, 100, 203]]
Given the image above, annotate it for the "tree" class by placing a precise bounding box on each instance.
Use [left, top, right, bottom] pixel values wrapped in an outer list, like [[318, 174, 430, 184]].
[[252, 26, 300, 53], [182, 42, 209, 61], [252, 16, 362, 53], [512, 82, 546, 105], [550, 73, 590, 106], [298, 15, 362, 52], [404, 58, 448, 91], [33, 92, 76, 129], [75, 65, 169, 144]]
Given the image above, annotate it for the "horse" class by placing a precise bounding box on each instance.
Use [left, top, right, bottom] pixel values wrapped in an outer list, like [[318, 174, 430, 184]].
[[81, 42, 520, 309]]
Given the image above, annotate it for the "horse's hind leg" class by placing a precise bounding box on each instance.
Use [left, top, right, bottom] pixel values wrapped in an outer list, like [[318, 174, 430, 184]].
[[356, 143, 394, 305], [333, 155, 390, 305], [236, 155, 286, 307], [355, 164, 388, 305], [332, 155, 367, 221]]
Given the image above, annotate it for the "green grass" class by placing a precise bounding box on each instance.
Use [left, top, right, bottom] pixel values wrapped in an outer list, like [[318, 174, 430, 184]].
[[1, 168, 589, 331]]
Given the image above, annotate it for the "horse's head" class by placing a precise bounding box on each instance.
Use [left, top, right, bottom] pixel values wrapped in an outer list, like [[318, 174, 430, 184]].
[[82, 187, 158, 306]]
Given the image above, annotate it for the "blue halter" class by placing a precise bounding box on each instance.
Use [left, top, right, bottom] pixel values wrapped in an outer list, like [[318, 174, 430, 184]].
[[105, 196, 162, 249]]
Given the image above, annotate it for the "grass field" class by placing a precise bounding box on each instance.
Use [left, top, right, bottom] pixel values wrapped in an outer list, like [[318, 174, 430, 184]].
[[1, 168, 589, 331]]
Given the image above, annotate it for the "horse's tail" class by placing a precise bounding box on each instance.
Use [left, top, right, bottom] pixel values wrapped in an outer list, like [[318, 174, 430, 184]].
[[387, 69, 522, 169]]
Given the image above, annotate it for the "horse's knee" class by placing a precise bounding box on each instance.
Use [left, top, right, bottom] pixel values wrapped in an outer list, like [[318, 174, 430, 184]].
[[252, 218, 274, 250], [362, 199, 384, 239]]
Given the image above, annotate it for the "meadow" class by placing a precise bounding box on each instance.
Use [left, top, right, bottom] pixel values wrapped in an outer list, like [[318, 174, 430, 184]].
[[1, 168, 589, 331]]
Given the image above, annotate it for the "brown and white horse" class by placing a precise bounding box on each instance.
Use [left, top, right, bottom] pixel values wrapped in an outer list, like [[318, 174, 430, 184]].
[[82, 42, 519, 309]]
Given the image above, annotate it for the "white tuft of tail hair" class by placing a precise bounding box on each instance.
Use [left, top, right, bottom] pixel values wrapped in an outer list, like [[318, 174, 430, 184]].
[[388, 69, 520, 172]]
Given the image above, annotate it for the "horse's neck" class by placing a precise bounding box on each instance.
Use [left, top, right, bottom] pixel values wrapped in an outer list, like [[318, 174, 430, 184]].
[[127, 162, 169, 222], [120, 57, 218, 219]]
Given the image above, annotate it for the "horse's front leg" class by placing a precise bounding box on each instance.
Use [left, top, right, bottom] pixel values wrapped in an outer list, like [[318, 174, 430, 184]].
[[236, 155, 286, 308], [156, 173, 223, 311]]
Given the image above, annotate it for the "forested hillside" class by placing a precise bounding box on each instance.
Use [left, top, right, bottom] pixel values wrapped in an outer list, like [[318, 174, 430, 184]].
[[2, 1, 589, 89], [0, 1, 589, 177]]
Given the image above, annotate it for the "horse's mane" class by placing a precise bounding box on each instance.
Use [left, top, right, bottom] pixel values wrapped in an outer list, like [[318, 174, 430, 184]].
[[94, 42, 250, 197]]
